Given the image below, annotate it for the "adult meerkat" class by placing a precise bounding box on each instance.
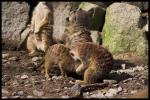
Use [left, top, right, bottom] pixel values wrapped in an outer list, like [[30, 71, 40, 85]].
[[64, 9, 93, 48], [27, 2, 53, 56], [43, 44, 80, 79], [69, 42, 113, 85]]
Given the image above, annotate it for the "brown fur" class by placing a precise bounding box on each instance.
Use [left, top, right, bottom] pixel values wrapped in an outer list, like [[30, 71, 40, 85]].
[[65, 29, 93, 48], [69, 42, 113, 85], [44, 44, 80, 79], [27, 2, 53, 55]]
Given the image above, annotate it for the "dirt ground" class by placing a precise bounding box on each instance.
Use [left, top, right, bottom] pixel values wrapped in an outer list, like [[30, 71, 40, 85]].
[[1, 49, 149, 98]]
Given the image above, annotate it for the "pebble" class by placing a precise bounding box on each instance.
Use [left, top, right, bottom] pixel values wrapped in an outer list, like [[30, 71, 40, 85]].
[[69, 80, 74, 84], [21, 75, 28, 79], [64, 87, 68, 89], [130, 90, 137, 94], [17, 91, 24, 96], [32, 57, 42, 62], [61, 95, 69, 98], [11, 96, 20, 98], [2, 59, 8, 63], [33, 90, 44, 97], [13, 80, 19, 86], [27, 95, 33, 98], [103, 79, 117, 84], [121, 64, 126, 69], [118, 87, 122, 92], [2, 53, 10, 59], [52, 76, 63, 80], [90, 93, 106, 98], [2, 96, 8, 99], [8, 56, 18, 61], [122, 89, 128, 93], [105, 88, 118, 97], [2, 89, 9, 94]]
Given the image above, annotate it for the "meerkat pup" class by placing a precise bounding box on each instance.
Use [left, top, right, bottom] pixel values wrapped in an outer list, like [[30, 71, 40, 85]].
[[69, 42, 113, 85], [27, 2, 53, 56], [43, 44, 80, 79]]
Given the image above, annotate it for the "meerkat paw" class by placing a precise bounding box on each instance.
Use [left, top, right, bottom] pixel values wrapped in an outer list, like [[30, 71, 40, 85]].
[[45, 74, 50, 80]]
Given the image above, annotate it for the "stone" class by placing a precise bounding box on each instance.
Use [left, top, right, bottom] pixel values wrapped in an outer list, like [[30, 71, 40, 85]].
[[78, 2, 106, 31], [21, 75, 28, 79], [32, 57, 42, 62], [121, 64, 126, 69], [17, 91, 24, 96], [2, 53, 10, 59], [102, 3, 148, 58], [118, 87, 122, 92], [33, 90, 44, 97], [90, 92, 106, 98], [105, 88, 119, 97], [2, 2, 30, 47], [103, 79, 117, 84], [2, 89, 9, 94], [27, 95, 33, 98], [131, 90, 137, 94], [8, 56, 18, 61], [61, 95, 69, 98]]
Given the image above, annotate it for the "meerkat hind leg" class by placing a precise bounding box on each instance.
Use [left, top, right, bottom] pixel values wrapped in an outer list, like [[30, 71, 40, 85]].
[[76, 61, 87, 75]]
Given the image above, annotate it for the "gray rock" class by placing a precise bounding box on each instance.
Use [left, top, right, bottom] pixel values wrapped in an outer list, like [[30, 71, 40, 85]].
[[17, 91, 24, 96], [102, 3, 148, 58], [103, 79, 117, 84], [11, 96, 20, 98], [2, 96, 8, 99], [27, 95, 33, 98], [121, 64, 126, 69], [21, 75, 28, 79], [32, 57, 42, 62], [2, 89, 9, 94], [131, 90, 137, 94], [2, 2, 30, 46], [61, 95, 69, 98], [8, 56, 18, 61], [90, 93, 106, 98], [2, 53, 10, 59], [118, 87, 122, 92], [33, 90, 44, 97], [105, 88, 119, 97]]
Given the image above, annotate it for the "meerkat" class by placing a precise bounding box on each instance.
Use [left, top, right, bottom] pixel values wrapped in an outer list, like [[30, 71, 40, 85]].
[[27, 2, 53, 56], [65, 29, 93, 48], [69, 42, 113, 85], [43, 44, 80, 79]]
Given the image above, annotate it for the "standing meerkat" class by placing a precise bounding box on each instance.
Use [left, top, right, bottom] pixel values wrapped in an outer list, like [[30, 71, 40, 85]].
[[43, 44, 80, 79], [27, 2, 53, 56], [69, 42, 113, 85]]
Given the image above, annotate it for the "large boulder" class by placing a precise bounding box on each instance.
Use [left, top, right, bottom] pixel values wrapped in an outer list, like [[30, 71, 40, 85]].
[[2, 2, 30, 46], [78, 2, 106, 31], [102, 3, 148, 58]]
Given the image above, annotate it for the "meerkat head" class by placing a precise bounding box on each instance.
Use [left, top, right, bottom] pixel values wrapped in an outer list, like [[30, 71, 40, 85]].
[[69, 49, 79, 61]]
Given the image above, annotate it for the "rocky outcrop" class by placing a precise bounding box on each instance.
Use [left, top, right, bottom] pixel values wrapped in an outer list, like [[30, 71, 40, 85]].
[[102, 3, 148, 58], [2, 2, 30, 41]]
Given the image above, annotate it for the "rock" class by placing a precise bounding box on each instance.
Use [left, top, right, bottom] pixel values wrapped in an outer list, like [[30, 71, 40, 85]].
[[122, 89, 128, 93], [2, 59, 8, 63], [2, 75, 10, 83], [13, 80, 19, 86], [17, 91, 24, 96], [102, 3, 148, 58], [2, 2, 30, 48], [131, 90, 137, 94], [78, 2, 106, 30], [12, 92, 17, 96], [2, 96, 8, 99], [69, 80, 74, 84], [61, 95, 69, 98], [2, 89, 9, 94], [52, 75, 63, 80], [11, 96, 20, 98], [122, 2, 148, 11], [33, 90, 44, 97], [70, 83, 81, 97], [105, 88, 119, 97], [64, 87, 68, 89], [103, 79, 117, 84], [118, 87, 122, 92], [2, 53, 10, 59], [90, 92, 106, 98], [21, 75, 28, 79], [121, 64, 126, 69], [8, 56, 18, 61], [27, 95, 33, 98], [32, 57, 42, 62]]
